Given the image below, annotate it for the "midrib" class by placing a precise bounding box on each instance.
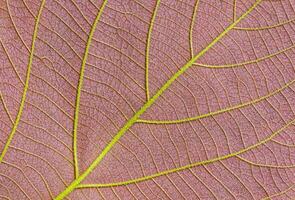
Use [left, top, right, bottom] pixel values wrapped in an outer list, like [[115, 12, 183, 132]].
[[55, 0, 262, 199]]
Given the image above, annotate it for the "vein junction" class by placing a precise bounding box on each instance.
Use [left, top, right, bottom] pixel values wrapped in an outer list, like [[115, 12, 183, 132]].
[[55, 1, 263, 199]]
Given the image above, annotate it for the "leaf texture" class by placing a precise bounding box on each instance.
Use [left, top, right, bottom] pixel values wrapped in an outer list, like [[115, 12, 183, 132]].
[[1, 0, 295, 199]]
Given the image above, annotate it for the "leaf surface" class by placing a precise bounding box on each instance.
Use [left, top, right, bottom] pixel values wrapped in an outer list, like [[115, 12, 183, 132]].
[[1, 0, 295, 199]]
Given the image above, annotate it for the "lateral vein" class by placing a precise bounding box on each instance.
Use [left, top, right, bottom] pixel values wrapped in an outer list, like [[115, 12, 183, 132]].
[[189, 0, 199, 58], [145, 0, 161, 101], [0, 0, 46, 162], [76, 118, 295, 188], [137, 78, 295, 124], [72, 0, 108, 178]]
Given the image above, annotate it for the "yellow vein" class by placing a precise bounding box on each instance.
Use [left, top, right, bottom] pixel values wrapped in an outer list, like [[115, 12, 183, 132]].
[[189, 0, 199, 58], [193, 43, 295, 68], [0, 0, 45, 163], [237, 155, 295, 169], [145, 0, 161, 101], [72, 0, 108, 178], [76, 119, 295, 188], [234, 17, 295, 31], [54, 1, 261, 199], [271, 139, 295, 148], [137, 78, 295, 124]]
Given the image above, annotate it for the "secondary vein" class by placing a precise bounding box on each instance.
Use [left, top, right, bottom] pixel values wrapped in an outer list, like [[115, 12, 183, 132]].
[[137, 78, 295, 124], [145, 0, 161, 101], [72, 0, 108, 178], [76, 118, 295, 188], [0, 0, 46, 162], [189, 0, 200, 58]]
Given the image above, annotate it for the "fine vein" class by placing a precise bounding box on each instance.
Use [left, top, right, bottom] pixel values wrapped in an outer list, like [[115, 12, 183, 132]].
[[0, 0, 45, 162], [233, 0, 237, 22], [0, 92, 13, 123], [55, 1, 262, 199]]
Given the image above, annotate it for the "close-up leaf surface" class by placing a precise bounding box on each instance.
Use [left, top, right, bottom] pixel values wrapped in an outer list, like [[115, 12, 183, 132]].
[[1, 0, 295, 199]]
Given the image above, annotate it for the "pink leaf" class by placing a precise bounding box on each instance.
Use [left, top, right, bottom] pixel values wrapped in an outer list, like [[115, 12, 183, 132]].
[[0, 0, 295, 199]]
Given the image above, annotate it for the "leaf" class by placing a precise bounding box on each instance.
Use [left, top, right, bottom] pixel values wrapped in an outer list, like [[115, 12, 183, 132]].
[[0, 0, 295, 199]]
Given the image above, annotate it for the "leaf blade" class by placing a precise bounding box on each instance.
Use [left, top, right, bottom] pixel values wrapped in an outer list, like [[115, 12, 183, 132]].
[[55, 1, 262, 198]]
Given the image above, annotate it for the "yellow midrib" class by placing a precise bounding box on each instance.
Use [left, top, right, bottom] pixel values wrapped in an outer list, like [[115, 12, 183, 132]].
[[55, 1, 262, 199], [0, 0, 46, 162]]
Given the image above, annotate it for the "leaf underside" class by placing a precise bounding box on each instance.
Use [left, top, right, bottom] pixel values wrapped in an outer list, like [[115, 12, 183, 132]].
[[0, 0, 295, 199]]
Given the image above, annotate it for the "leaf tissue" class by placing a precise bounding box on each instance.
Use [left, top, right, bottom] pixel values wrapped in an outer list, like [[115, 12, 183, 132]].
[[0, 0, 295, 199]]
